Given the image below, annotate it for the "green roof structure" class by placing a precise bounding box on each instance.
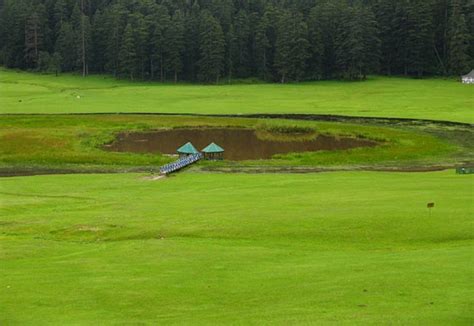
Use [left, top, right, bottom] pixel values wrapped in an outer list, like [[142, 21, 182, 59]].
[[177, 142, 199, 154], [202, 142, 224, 153]]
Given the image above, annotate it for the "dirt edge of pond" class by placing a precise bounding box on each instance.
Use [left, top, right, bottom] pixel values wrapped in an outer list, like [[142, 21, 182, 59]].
[[2, 163, 472, 177]]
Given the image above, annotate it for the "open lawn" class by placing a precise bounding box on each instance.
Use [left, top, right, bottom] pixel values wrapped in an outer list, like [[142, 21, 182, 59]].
[[1, 69, 473, 123], [1, 68, 473, 324], [1, 171, 473, 324]]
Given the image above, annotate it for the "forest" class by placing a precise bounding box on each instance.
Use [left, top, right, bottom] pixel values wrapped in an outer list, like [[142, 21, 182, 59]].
[[0, 0, 473, 82]]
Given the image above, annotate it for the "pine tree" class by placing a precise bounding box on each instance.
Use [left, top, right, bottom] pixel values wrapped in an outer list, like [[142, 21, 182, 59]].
[[71, 1, 90, 76], [50, 52, 62, 76], [446, 0, 470, 75], [0, 0, 29, 68], [24, 11, 43, 68], [150, 5, 170, 81], [36, 4, 52, 54], [334, 4, 380, 80], [405, 0, 434, 77], [310, 1, 345, 79], [432, 0, 450, 74], [274, 10, 292, 83], [53, 0, 69, 30], [289, 15, 310, 82], [197, 11, 225, 83], [37, 51, 51, 71], [275, 10, 310, 82], [360, 5, 381, 78], [466, 0, 474, 68], [104, 3, 124, 77], [208, 0, 234, 31], [130, 12, 149, 79], [37, 51, 61, 75], [183, 1, 201, 81], [89, 9, 106, 72], [255, 7, 278, 81], [118, 23, 137, 80], [254, 15, 271, 80], [335, 6, 363, 79], [373, 0, 401, 75], [226, 24, 236, 82], [232, 9, 250, 77], [165, 11, 185, 82], [307, 7, 324, 79], [55, 22, 76, 71]]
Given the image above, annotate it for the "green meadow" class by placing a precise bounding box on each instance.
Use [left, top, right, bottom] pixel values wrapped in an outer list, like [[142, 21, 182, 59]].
[[1, 69, 473, 123], [1, 68, 473, 324], [1, 171, 473, 324]]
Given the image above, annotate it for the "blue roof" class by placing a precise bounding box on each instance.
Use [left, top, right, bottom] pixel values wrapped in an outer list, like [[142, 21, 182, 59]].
[[202, 142, 224, 153], [177, 142, 199, 154]]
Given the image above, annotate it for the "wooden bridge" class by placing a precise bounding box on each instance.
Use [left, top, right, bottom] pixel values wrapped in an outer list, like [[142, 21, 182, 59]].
[[160, 153, 203, 175]]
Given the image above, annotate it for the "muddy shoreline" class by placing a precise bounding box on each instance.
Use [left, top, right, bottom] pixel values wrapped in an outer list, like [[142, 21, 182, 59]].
[[2, 163, 471, 177]]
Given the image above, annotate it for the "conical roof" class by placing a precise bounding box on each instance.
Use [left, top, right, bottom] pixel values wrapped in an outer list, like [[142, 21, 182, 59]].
[[202, 142, 224, 153], [462, 70, 474, 78], [177, 142, 198, 154]]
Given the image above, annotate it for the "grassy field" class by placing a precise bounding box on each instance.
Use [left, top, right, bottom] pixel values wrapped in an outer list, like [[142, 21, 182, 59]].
[[1, 68, 473, 324], [1, 171, 473, 324], [1, 69, 473, 123], [2, 114, 469, 175]]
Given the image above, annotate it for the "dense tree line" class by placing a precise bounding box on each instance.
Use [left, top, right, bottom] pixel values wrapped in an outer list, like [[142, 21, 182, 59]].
[[0, 0, 472, 83]]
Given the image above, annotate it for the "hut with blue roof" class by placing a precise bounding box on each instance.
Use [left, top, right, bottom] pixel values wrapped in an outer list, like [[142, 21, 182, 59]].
[[177, 142, 199, 158], [202, 142, 224, 160]]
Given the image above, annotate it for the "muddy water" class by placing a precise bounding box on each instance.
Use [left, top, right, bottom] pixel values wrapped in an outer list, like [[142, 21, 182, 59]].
[[105, 128, 377, 160]]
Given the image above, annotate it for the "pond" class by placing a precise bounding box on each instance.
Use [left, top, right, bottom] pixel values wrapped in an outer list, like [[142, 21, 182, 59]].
[[104, 128, 377, 161]]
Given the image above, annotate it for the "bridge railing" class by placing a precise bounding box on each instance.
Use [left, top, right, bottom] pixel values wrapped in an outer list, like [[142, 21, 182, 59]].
[[160, 153, 203, 175]]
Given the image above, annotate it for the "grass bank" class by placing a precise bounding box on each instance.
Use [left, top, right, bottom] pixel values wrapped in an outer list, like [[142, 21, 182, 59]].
[[1, 114, 469, 175], [1, 68, 473, 123], [1, 171, 472, 324]]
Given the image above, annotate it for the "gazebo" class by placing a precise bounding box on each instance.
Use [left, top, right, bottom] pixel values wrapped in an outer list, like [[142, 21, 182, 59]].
[[462, 70, 474, 84], [177, 142, 199, 157], [202, 142, 224, 160]]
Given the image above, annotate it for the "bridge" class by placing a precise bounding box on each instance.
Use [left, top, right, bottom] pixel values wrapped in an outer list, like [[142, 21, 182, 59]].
[[160, 153, 203, 175]]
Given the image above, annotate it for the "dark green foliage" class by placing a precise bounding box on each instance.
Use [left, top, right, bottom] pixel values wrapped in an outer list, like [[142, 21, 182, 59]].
[[55, 22, 76, 72], [447, 0, 471, 75], [198, 11, 225, 83], [373, 0, 399, 75], [165, 11, 185, 82], [1, 0, 472, 81], [231, 9, 250, 77], [254, 13, 271, 80], [150, 5, 170, 81], [24, 11, 43, 68], [275, 10, 310, 83], [118, 23, 136, 80], [405, 0, 434, 77], [274, 10, 292, 83], [335, 4, 380, 80], [307, 7, 324, 79], [89, 9, 107, 72], [38, 51, 61, 75]]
